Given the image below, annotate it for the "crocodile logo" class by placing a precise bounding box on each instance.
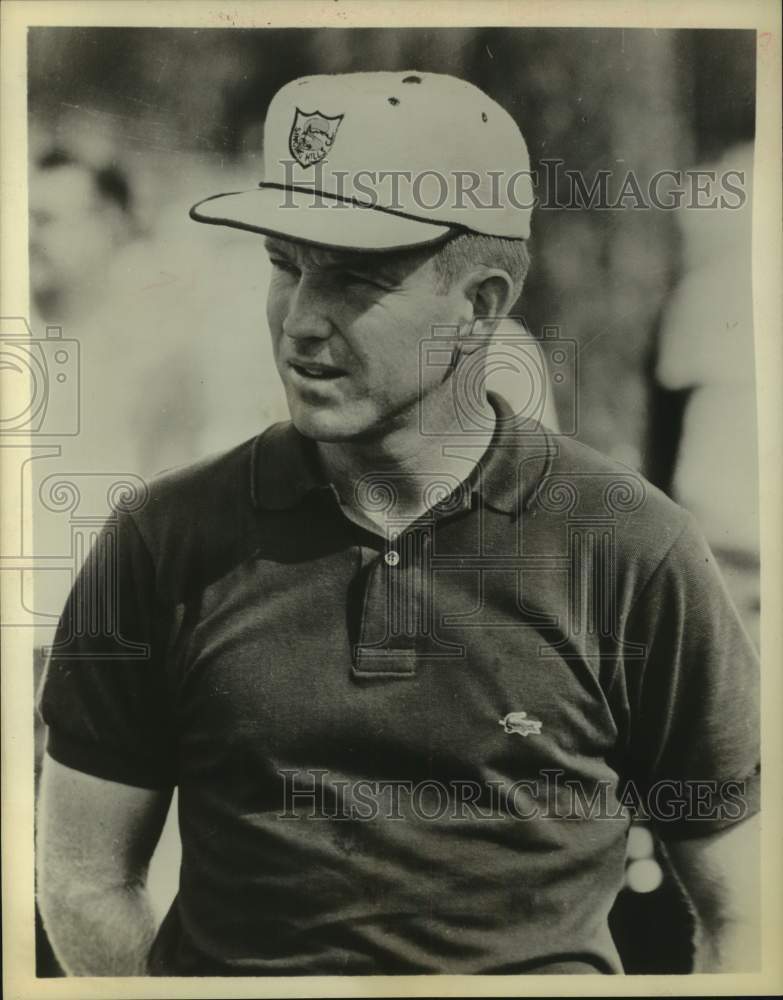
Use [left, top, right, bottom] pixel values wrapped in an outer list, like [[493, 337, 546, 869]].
[[499, 711, 543, 737]]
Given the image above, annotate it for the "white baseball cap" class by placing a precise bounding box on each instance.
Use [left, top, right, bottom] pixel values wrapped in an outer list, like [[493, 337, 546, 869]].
[[190, 71, 533, 251]]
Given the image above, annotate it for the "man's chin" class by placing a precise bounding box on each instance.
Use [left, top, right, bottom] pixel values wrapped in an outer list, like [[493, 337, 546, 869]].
[[285, 392, 423, 445], [288, 406, 370, 444], [294, 422, 355, 443]]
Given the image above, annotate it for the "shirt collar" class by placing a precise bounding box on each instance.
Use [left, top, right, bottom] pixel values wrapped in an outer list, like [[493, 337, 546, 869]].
[[250, 419, 327, 510], [467, 392, 555, 515], [250, 392, 554, 517]]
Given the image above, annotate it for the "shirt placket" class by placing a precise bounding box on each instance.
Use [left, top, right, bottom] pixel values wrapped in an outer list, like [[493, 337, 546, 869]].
[[351, 500, 470, 679]]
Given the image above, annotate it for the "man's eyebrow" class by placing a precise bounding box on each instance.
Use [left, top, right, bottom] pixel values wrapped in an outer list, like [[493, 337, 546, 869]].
[[334, 252, 412, 278], [263, 237, 293, 255], [262, 238, 413, 281]]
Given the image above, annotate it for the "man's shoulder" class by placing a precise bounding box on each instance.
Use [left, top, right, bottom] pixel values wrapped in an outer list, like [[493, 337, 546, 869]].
[[533, 431, 694, 569], [141, 419, 298, 505], [142, 435, 258, 514], [119, 423, 293, 572]]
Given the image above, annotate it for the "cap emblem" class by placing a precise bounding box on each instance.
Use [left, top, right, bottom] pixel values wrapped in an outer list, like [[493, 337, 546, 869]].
[[289, 108, 344, 167]]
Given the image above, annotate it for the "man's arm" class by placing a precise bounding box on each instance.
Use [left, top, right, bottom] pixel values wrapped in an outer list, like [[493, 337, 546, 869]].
[[662, 814, 760, 972], [37, 754, 173, 976]]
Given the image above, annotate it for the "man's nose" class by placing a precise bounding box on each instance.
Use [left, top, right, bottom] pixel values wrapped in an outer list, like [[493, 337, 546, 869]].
[[282, 277, 333, 341]]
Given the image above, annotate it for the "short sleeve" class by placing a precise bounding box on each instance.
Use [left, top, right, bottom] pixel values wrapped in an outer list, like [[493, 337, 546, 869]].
[[38, 509, 177, 790], [621, 514, 760, 839]]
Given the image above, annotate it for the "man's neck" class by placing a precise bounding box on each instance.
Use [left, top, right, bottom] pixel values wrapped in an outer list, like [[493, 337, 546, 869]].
[[317, 396, 496, 532]]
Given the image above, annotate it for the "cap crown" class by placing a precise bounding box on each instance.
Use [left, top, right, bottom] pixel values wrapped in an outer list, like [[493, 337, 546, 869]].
[[261, 71, 533, 239]]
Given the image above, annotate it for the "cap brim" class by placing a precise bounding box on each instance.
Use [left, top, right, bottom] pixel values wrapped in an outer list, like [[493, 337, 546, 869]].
[[189, 187, 455, 251]]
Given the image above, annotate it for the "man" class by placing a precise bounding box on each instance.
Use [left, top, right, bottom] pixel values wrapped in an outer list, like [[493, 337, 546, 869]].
[[28, 146, 207, 482], [37, 71, 759, 977], [29, 148, 139, 324]]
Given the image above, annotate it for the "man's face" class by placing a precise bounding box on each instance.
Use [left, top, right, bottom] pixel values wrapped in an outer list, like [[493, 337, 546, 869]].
[[264, 236, 472, 443], [29, 166, 123, 306]]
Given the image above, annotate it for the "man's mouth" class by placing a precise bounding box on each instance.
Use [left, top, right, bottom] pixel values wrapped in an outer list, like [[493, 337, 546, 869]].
[[289, 360, 347, 380]]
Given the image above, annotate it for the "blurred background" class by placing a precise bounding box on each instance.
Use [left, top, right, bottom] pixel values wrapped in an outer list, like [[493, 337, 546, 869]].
[[26, 26, 758, 976]]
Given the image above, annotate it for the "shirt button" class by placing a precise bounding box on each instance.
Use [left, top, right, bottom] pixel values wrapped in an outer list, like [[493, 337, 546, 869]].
[[384, 550, 400, 567]]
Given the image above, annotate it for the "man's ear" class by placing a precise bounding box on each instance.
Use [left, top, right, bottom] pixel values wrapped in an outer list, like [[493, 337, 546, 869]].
[[460, 268, 517, 351]]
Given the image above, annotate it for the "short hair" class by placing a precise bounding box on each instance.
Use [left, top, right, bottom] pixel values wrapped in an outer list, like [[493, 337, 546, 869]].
[[431, 232, 531, 302], [36, 147, 134, 216]]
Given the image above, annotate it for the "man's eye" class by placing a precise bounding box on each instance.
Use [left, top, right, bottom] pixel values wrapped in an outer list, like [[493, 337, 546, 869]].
[[344, 272, 386, 290], [270, 258, 300, 276]]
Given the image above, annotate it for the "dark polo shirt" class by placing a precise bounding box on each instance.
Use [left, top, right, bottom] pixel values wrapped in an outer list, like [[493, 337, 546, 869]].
[[40, 397, 760, 976]]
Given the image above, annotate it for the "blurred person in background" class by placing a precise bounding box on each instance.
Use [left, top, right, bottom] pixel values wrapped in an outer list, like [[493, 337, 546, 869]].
[[30, 149, 141, 324], [28, 145, 206, 482], [656, 143, 759, 646]]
